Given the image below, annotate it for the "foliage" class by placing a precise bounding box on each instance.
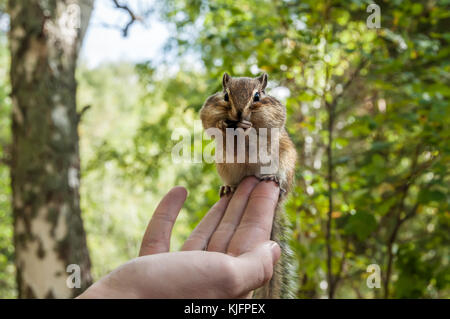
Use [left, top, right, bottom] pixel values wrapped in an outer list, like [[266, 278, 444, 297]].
[[0, 0, 448, 299], [153, 0, 450, 298], [76, 62, 217, 280]]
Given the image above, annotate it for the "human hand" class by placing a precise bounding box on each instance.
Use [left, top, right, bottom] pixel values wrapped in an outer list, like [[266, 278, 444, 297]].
[[77, 177, 280, 298]]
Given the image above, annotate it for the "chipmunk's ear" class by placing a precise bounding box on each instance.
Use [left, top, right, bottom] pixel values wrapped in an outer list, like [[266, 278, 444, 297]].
[[257, 72, 268, 91], [222, 72, 231, 90]]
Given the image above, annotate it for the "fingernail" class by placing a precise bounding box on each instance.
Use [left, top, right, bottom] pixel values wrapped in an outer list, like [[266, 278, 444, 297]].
[[268, 241, 281, 264]]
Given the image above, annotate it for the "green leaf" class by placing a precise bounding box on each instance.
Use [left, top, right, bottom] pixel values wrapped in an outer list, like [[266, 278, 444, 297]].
[[418, 189, 446, 204], [344, 211, 377, 241]]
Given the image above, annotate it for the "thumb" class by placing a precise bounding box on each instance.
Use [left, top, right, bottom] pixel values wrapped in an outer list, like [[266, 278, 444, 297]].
[[234, 241, 281, 294]]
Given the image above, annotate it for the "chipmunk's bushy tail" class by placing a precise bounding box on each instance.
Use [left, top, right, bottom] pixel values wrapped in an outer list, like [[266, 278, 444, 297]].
[[254, 202, 298, 298]]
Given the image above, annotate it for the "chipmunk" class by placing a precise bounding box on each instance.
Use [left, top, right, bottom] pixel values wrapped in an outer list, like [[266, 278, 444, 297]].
[[199, 72, 297, 298]]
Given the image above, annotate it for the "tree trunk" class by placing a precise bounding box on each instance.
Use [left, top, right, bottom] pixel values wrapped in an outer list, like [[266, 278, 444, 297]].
[[8, 0, 94, 298]]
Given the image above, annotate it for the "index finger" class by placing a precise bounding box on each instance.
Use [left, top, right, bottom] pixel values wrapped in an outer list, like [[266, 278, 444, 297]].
[[227, 180, 280, 256], [181, 194, 232, 251], [206, 176, 259, 253], [139, 186, 187, 256]]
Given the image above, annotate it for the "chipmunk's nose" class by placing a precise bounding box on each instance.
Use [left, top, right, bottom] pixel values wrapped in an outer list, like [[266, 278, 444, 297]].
[[229, 109, 247, 121], [228, 108, 251, 128], [237, 110, 252, 130]]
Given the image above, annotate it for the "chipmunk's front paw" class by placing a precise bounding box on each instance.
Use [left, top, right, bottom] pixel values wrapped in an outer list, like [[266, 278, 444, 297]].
[[260, 174, 280, 185], [219, 185, 236, 197], [260, 174, 286, 195]]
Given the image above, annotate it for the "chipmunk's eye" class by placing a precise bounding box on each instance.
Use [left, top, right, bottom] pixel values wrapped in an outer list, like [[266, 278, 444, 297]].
[[224, 92, 229, 102], [253, 92, 260, 102]]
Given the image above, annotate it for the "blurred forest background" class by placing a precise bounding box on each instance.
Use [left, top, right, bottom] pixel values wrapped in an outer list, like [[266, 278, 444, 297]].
[[0, 0, 449, 298]]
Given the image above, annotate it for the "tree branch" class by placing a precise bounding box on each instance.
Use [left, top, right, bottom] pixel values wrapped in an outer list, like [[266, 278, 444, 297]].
[[324, 57, 368, 300], [325, 58, 368, 110], [325, 96, 335, 298], [111, 0, 143, 37], [383, 192, 421, 298], [77, 104, 91, 123], [334, 237, 350, 289], [383, 144, 425, 298]]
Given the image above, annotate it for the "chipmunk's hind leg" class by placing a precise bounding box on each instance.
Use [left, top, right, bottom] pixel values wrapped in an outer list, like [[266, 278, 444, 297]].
[[219, 185, 236, 197]]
